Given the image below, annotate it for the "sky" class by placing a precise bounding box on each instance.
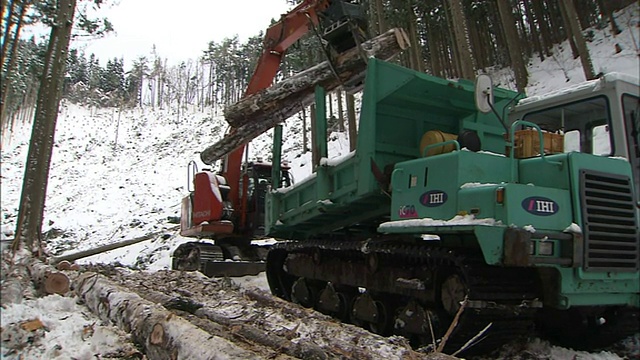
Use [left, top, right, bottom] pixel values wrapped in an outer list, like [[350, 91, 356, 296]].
[[72, 0, 293, 66]]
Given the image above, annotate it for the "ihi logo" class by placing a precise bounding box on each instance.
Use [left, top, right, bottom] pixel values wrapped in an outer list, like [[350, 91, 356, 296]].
[[522, 196, 559, 216]]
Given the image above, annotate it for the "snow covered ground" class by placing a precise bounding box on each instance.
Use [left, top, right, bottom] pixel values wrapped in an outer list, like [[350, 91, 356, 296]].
[[1, 4, 639, 360]]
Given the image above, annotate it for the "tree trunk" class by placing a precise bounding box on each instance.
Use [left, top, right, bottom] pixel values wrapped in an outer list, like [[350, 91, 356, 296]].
[[596, 0, 621, 35], [407, 0, 424, 72], [447, 0, 475, 80], [532, 0, 553, 57], [337, 88, 344, 132], [202, 28, 409, 164], [559, 0, 597, 80], [13, 0, 77, 254], [346, 93, 357, 151], [310, 104, 318, 167], [1, 0, 28, 125], [1, 0, 17, 68], [524, 0, 545, 61], [556, 0, 579, 58], [124, 284, 329, 359], [496, 0, 528, 92], [301, 106, 308, 153], [425, 12, 444, 77], [374, 0, 387, 35], [515, 2, 530, 59], [442, 1, 459, 78], [74, 272, 261, 360]]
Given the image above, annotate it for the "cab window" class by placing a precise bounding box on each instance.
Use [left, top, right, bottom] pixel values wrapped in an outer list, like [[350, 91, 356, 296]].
[[522, 96, 612, 156]]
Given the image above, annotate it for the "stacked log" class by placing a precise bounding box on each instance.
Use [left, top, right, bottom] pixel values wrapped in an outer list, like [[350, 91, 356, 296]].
[[73, 272, 261, 359]]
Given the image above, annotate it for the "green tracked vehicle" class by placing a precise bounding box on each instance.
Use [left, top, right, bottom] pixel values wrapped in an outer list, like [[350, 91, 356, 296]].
[[265, 58, 639, 354]]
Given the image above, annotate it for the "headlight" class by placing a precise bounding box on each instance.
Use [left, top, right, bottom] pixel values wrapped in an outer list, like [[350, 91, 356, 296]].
[[538, 241, 554, 256], [529, 241, 535, 255]]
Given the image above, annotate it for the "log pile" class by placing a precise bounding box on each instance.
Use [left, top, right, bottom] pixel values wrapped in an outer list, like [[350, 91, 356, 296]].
[[200, 28, 410, 164], [94, 266, 452, 360], [73, 272, 261, 360], [2, 254, 461, 359]]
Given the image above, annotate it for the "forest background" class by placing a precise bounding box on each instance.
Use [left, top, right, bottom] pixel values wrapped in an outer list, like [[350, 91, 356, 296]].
[[3, 0, 638, 133]]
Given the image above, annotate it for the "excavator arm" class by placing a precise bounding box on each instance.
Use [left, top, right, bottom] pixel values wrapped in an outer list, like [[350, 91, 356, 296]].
[[223, 0, 364, 232], [175, 1, 367, 277]]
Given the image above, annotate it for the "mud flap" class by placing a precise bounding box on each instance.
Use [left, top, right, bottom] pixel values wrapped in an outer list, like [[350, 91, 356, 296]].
[[503, 228, 532, 266]]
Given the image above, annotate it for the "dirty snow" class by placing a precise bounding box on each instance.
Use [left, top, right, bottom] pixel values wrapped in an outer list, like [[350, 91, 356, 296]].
[[1, 295, 141, 359], [379, 214, 503, 230]]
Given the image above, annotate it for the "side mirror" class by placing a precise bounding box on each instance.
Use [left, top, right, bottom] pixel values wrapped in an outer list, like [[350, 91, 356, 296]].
[[475, 74, 493, 114]]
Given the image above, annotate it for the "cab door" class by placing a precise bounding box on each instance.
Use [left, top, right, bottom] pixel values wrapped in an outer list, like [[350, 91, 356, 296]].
[[622, 94, 639, 205]]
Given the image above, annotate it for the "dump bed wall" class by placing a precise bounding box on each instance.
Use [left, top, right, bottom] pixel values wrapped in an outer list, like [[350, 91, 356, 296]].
[[266, 59, 516, 239]]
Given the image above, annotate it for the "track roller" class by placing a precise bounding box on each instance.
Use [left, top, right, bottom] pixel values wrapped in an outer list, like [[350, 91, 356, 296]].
[[352, 292, 392, 335], [291, 277, 324, 308]]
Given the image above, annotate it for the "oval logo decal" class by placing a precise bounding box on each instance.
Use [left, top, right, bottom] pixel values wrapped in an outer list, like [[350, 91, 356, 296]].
[[522, 196, 559, 216], [420, 190, 448, 207]]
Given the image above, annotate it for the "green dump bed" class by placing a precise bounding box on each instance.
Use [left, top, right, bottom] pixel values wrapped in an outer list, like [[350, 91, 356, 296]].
[[266, 59, 517, 239]]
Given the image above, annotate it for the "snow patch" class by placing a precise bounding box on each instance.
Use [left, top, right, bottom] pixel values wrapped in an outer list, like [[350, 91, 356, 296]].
[[379, 215, 502, 230]]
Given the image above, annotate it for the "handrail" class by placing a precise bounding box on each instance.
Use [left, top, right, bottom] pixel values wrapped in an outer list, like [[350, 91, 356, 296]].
[[508, 120, 563, 181]]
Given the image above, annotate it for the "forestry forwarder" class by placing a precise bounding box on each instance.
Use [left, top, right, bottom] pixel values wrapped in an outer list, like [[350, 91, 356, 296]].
[[265, 61, 639, 354], [172, 0, 368, 277]]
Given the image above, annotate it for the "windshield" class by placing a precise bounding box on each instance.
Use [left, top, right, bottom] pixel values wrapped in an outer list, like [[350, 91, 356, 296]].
[[523, 96, 612, 156]]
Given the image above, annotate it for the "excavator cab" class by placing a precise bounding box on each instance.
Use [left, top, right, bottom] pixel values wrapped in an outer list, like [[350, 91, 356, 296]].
[[242, 160, 292, 237]]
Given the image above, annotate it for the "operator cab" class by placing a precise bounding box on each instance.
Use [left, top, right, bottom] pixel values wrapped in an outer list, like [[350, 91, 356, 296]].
[[242, 159, 293, 235], [508, 73, 639, 205]]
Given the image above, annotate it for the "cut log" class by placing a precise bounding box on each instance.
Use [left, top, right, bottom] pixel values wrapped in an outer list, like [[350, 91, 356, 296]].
[[108, 274, 329, 359], [201, 28, 410, 164], [56, 260, 72, 270], [1, 249, 34, 306], [74, 272, 261, 360], [28, 258, 70, 295], [50, 226, 178, 265]]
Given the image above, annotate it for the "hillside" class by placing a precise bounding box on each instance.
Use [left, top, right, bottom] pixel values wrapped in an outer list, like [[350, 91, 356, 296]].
[[0, 4, 639, 360]]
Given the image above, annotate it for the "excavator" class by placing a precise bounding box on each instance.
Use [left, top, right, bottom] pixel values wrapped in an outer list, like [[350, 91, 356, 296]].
[[172, 0, 368, 277]]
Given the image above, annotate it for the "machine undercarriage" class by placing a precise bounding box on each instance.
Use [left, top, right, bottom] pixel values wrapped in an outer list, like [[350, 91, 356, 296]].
[[267, 237, 639, 355]]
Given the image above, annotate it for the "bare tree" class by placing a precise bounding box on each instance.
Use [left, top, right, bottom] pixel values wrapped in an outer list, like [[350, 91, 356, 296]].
[[559, 0, 597, 80], [13, 0, 77, 254], [496, 0, 528, 92], [346, 93, 357, 152], [447, 0, 475, 80], [1, 0, 30, 125]]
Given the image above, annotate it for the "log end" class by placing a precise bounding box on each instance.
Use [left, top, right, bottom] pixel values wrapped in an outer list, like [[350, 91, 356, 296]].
[[44, 272, 70, 295], [394, 28, 411, 51], [149, 323, 166, 346], [56, 260, 72, 271]]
